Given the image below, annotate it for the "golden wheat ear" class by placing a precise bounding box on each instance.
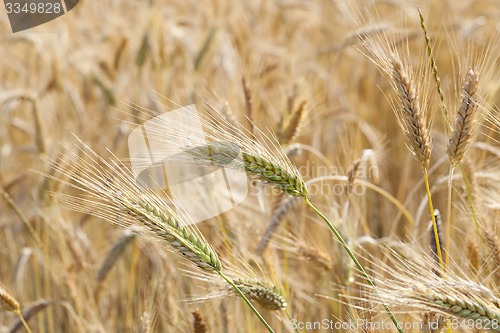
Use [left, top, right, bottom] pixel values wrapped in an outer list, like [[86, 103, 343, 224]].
[[389, 54, 432, 169], [447, 68, 480, 166], [0, 287, 32, 333]]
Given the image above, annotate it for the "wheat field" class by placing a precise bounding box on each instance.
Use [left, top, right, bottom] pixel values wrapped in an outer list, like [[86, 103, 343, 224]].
[[0, 0, 499, 332]]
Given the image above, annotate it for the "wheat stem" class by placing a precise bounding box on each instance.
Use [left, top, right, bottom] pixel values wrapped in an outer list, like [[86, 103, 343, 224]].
[[423, 168, 444, 272], [15, 310, 32, 333], [304, 198, 404, 333]]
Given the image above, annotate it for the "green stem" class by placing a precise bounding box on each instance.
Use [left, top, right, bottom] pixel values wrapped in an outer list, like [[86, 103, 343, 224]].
[[304, 198, 404, 333], [217, 271, 275, 333], [423, 168, 444, 273]]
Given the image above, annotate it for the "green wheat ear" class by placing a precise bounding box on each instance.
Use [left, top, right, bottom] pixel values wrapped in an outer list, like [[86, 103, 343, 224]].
[[241, 152, 308, 197]]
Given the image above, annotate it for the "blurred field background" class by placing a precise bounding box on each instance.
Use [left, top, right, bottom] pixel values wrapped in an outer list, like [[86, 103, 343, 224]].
[[0, 0, 499, 332]]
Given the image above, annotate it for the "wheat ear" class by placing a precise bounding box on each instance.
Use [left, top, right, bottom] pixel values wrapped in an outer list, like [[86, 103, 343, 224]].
[[278, 100, 307, 144], [447, 68, 479, 166], [241, 152, 308, 197], [427, 209, 444, 274], [230, 278, 287, 311], [418, 8, 448, 120], [188, 142, 307, 197], [0, 288, 32, 333], [123, 196, 222, 271], [390, 55, 432, 169], [297, 243, 334, 272], [353, 249, 500, 331], [445, 68, 480, 268]]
